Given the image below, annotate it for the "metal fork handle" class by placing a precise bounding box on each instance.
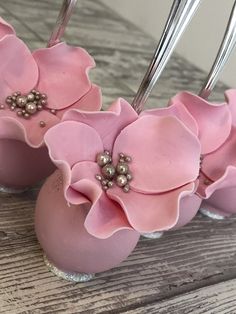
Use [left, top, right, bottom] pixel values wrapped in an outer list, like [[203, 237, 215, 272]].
[[47, 0, 77, 48], [132, 0, 201, 113], [199, 1, 236, 99]]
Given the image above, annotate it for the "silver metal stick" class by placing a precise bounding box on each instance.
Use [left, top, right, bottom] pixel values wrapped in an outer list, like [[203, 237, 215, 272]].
[[199, 1, 236, 99], [132, 0, 201, 113], [47, 0, 77, 48]]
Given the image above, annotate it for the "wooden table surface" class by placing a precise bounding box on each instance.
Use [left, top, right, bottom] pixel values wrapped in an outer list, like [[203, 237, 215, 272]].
[[0, 1, 235, 313]]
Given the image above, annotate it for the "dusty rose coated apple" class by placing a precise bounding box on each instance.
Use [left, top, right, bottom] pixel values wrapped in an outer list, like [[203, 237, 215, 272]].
[[44, 98, 201, 238], [0, 17, 101, 191], [35, 97, 201, 277], [169, 91, 236, 219], [35, 170, 140, 274]]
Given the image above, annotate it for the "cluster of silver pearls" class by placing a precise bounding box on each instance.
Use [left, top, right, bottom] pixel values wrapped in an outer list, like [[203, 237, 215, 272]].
[[95, 151, 132, 193], [5, 90, 48, 120]]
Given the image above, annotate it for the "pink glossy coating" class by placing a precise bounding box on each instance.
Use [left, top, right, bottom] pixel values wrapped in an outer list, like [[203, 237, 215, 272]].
[[35, 171, 140, 274], [0, 139, 55, 189], [0, 17, 101, 189], [45, 98, 201, 238]]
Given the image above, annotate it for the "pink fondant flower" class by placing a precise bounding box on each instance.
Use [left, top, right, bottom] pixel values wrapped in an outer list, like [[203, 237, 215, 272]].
[[0, 17, 101, 147], [166, 91, 235, 215], [45, 99, 201, 239], [198, 89, 236, 215]]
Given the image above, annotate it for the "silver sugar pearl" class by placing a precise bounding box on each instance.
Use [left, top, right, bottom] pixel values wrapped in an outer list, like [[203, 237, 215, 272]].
[[10, 105, 15, 111], [116, 162, 129, 175], [116, 175, 128, 187], [125, 156, 132, 163], [104, 150, 110, 155], [27, 93, 35, 102], [17, 110, 23, 116], [102, 179, 108, 186], [0, 104, 5, 109], [107, 181, 114, 188], [6, 97, 12, 104], [41, 99, 47, 106], [102, 185, 108, 191], [37, 105, 43, 111], [25, 102, 37, 114], [16, 95, 27, 107], [102, 164, 116, 179], [126, 173, 132, 181], [123, 184, 130, 193], [50, 109, 56, 114], [119, 153, 125, 158], [96, 152, 111, 167], [39, 121, 46, 127], [24, 113, 30, 119], [41, 93, 47, 99], [95, 174, 102, 181], [204, 179, 211, 186]]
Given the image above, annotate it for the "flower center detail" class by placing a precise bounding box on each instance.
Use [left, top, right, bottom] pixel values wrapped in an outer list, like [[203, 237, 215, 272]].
[[95, 151, 132, 193], [4, 90, 56, 121]]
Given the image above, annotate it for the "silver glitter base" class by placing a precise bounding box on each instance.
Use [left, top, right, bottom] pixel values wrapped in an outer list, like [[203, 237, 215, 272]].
[[0, 185, 29, 194], [200, 208, 225, 220], [44, 255, 95, 282], [141, 231, 164, 239]]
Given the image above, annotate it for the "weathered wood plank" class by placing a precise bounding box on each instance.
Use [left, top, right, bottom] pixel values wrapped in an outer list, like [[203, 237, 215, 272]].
[[123, 278, 236, 314]]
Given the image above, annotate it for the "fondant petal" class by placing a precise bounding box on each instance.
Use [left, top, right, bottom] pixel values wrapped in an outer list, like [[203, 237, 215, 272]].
[[0, 17, 15, 39], [33, 42, 95, 110], [199, 166, 236, 199], [200, 167, 236, 215], [0, 109, 59, 147], [201, 127, 236, 182], [68, 161, 131, 239], [66, 161, 101, 205], [169, 92, 231, 154], [225, 89, 236, 127], [141, 101, 198, 136], [62, 98, 138, 150], [196, 172, 213, 198], [108, 183, 195, 233], [113, 115, 201, 193], [74, 84, 102, 112], [84, 193, 132, 239], [0, 35, 38, 105], [45, 121, 104, 169], [57, 84, 102, 119], [173, 193, 202, 229]]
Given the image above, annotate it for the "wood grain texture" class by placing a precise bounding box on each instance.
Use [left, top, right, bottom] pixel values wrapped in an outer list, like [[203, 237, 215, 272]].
[[0, 0, 234, 313], [123, 279, 236, 314]]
